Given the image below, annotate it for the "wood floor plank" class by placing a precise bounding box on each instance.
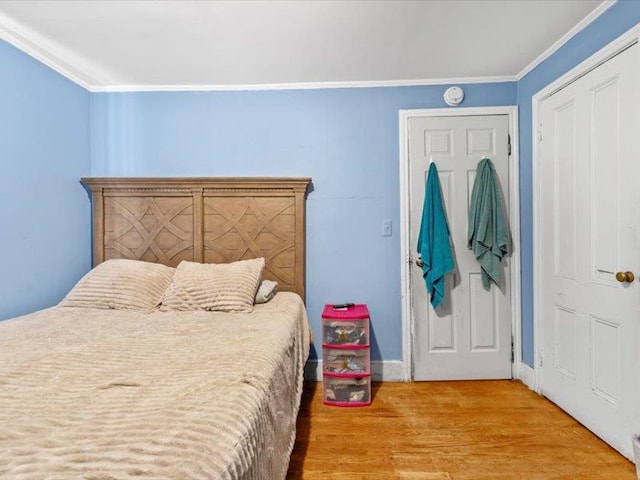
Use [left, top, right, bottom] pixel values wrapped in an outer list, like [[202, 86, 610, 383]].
[[287, 381, 636, 480]]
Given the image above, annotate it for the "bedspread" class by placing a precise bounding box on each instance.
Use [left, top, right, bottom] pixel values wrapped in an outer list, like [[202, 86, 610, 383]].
[[0, 292, 310, 480]]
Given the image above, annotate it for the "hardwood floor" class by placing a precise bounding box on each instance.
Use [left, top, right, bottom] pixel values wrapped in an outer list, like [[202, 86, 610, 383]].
[[287, 380, 636, 480]]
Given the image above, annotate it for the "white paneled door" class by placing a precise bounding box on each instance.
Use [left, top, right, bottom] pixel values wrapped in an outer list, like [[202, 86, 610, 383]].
[[409, 115, 512, 380], [539, 44, 640, 459]]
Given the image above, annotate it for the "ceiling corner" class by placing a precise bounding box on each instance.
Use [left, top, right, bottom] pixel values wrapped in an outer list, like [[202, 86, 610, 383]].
[[0, 9, 97, 90], [515, 0, 616, 81]]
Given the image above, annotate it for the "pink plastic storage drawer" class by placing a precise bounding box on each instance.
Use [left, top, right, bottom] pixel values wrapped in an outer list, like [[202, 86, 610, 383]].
[[322, 304, 370, 346], [323, 375, 371, 407], [322, 303, 369, 320], [322, 345, 370, 376]]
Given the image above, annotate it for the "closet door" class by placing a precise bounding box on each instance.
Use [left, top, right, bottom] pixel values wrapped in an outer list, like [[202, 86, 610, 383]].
[[539, 43, 640, 459], [409, 114, 512, 380]]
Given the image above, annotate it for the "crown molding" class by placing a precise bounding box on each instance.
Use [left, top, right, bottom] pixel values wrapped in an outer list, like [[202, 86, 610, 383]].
[[0, 10, 96, 90], [516, 0, 616, 80], [88, 76, 516, 93]]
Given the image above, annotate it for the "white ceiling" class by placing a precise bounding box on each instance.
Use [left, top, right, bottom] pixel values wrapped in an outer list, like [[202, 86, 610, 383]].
[[0, 0, 607, 90]]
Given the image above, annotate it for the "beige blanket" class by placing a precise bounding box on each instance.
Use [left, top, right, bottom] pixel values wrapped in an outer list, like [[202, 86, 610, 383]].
[[0, 292, 310, 480]]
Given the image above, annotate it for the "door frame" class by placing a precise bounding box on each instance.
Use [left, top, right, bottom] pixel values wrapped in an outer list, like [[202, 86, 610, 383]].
[[532, 23, 640, 394], [399, 106, 521, 381]]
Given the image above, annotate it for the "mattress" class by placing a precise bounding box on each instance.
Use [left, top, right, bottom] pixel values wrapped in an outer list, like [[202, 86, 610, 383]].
[[0, 292, 311, 480]]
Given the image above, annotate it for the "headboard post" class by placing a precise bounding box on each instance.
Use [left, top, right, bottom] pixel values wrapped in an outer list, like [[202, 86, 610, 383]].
[[92, 187, 105, 266], [294, 189, 306, 300], [81, 177, 311, 300], [191, 188, 204, 263]]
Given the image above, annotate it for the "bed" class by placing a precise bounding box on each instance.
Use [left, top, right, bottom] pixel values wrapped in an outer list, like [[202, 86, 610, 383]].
[[0, 177, 312, 480]]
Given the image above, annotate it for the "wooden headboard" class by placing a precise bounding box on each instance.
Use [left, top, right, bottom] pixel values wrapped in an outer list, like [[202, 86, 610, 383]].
[[81, 177, 312, 299]]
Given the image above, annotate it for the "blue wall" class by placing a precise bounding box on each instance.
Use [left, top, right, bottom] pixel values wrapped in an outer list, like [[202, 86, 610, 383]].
[[0, 40, 91, 320], [5, 0, 638, 367], [90, 83, 516, 360], [517, 0, 640, 366]]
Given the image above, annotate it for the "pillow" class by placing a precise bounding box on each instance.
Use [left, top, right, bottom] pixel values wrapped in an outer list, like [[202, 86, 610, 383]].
[[59, 259, 175, 312], [160, 258, 265, 313], [254, 279, 278, 304]]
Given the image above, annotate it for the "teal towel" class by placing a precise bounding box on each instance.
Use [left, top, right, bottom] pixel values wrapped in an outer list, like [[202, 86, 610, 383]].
[[468, 158, 511, 289], [417, 163, 455, 309]]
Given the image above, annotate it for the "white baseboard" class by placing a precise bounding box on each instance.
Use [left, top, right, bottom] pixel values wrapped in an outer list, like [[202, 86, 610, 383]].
[[306, 360, 536, 385], [516, 362, 537, 391], [304, 360, 407, 382]]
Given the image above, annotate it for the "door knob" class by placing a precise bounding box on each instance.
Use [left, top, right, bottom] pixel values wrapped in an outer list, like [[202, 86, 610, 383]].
[[415, 258, 424, 268], [615, 271, 635, 283]]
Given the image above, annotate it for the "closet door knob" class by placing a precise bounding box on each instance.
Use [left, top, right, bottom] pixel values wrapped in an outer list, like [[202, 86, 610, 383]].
[[415, 258, 424, 268], [615, 271, 635, 283]]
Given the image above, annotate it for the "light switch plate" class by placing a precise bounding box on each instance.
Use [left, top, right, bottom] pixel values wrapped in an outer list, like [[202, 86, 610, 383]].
[[382, 219, 392, 237]]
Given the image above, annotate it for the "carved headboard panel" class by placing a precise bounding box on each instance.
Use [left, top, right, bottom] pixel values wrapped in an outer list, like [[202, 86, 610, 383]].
[[81, 177, 311, 299]]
